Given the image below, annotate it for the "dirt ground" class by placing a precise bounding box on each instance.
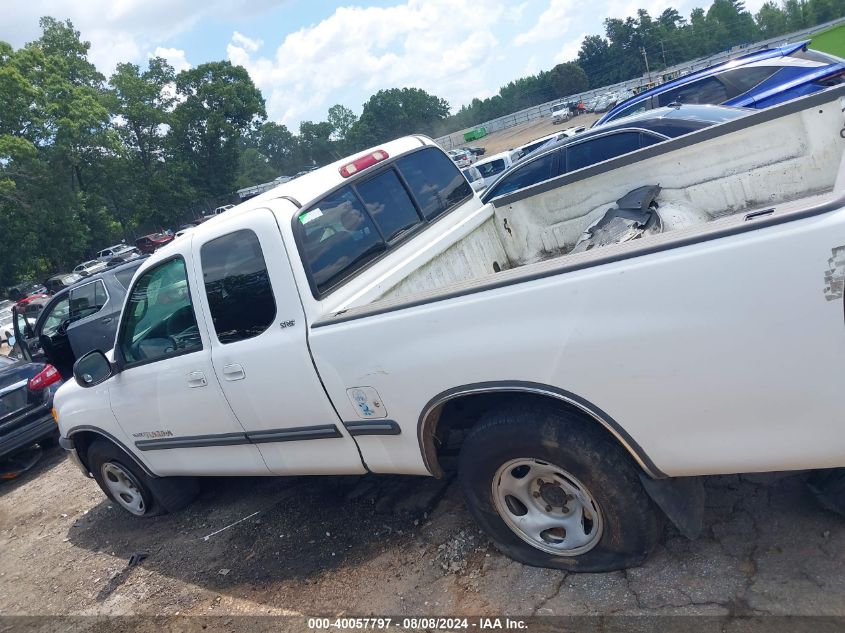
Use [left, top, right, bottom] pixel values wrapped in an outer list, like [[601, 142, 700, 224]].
[[451, 112, 600, 156], [1, 444, 844, 623]]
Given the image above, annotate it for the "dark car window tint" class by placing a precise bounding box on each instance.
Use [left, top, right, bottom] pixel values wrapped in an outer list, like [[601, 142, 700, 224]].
[[201, 230, 276, 344], [640, 132, 664, 148], [719, 66, 780, 97], [566, 132, 641, 172], [69, 280, 107, 322], [607, 99, 650, 122], [476, 159, 507, 179], [114, 264, 141, 290], [298, 186, 386, 295], [656, 76, 729, 107], [487, 152, 556, 198], [119, 258, 201, 365], [356, 170, 421, 241], [395, 148, 471, 220]]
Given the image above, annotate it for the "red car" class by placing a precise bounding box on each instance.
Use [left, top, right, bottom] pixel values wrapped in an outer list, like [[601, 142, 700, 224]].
[[135, 232, 174, 254]]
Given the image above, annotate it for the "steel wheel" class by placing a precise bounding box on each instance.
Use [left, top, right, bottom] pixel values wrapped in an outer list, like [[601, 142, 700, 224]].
[[492, 457, 603, 556], [101, 462, 147, 516]]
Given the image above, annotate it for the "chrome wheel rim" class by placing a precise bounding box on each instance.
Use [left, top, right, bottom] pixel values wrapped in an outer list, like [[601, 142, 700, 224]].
[[492, 458, 603, 556], [101, 462, 146, 515]]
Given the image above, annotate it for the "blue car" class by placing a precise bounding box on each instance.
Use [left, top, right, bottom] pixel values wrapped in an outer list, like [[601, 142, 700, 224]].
[[481, 104, 750, 203], [596, 40, 845, 126]]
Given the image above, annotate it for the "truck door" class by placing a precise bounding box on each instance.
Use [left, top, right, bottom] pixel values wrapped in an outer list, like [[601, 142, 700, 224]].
[[191, 208, 366, 476], [106, 254, 269, 476]]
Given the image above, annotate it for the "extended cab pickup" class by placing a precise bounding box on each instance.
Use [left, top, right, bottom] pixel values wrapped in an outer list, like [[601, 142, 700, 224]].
[[55, 86, 845, 572]]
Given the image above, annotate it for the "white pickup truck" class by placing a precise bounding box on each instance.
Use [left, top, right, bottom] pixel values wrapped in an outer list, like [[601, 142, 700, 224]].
[[55, 85, 845, 572]]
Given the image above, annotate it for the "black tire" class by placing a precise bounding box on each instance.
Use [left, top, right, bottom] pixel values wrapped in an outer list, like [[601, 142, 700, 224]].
[[87, 439, 198, 517], [458, 404, 662, 572]]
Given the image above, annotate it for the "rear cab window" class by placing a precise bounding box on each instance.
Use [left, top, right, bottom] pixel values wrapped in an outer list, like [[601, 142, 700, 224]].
[[296, 146, 471, 297]]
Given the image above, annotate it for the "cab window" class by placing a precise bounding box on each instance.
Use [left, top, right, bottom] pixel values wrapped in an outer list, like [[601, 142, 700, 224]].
[[119, 258, 202, 365], [394, 147, 471, 220], [298, 187, 386, 295], [201, 230, 276, 344]]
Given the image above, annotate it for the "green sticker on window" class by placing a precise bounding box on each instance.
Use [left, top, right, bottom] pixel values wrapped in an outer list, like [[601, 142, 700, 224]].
[[298, 209, 323, 225]]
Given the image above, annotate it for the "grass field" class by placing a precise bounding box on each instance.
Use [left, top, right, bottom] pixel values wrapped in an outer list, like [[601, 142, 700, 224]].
[[811, 23, 845, 57]]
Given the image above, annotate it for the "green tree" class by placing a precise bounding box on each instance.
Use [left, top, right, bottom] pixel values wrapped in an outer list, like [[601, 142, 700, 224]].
[[327, 104, 357, 141], [756, 2, 789, 37], [548, 63, 589, 98], [169, 61, 266, 203], [348, 87, 450, 148]]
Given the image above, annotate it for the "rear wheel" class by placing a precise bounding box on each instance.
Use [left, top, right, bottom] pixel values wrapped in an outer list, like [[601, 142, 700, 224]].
[[458, 404, 662, 572], [87, 440, 198, 517]]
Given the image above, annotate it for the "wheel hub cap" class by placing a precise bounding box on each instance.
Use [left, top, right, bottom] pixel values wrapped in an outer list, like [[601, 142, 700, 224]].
[[492, 458, 603, 556], [101, 462, 146, 516]]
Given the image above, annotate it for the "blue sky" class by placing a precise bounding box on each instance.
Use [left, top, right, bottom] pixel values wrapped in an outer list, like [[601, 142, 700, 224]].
[[3, 0, 769, 131]]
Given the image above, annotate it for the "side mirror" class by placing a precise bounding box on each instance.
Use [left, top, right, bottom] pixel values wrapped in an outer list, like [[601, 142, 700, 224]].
[[471, 180, 486, 193], [73, 350, 115, 388]]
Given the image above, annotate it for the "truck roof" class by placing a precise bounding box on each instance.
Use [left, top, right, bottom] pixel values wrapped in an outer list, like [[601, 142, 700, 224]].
[[143, 134, 442, 265], [236, 135, 436, 221]]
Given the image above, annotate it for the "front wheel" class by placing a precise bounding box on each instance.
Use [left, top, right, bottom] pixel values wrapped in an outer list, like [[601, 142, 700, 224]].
[[458, 405, 662, 572], [87, 440, 198, 517]]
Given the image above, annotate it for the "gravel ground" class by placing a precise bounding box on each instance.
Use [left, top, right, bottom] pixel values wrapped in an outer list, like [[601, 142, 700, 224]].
[[451, 112, 600, 156], [1, 446, 843, 622]]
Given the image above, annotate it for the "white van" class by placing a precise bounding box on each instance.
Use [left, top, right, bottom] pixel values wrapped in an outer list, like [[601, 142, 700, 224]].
[[473, 150, 521, 189]]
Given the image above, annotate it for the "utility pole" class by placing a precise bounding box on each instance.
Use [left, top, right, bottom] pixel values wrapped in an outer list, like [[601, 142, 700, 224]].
[[641, 46, 652, 82], [660, 41, 667, 66]]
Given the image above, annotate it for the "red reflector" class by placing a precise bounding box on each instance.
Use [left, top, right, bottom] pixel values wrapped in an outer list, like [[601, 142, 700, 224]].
[[339, 150, 389, 178], [28, 364, 62, 391]]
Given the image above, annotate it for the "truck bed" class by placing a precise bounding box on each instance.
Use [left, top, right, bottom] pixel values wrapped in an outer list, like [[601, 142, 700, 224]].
[[370, 86, 845, 307]]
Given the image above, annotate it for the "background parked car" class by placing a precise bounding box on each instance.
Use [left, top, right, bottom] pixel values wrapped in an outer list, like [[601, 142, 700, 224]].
[[448, 149, 475, 168], [44, 273, 84, 294], [201, 204, 235, 221], [135, 232, 174, 254], [7, 282, 47, 302], [465, 146, 486, 157], [13, 259, 144, 379], [551, 103, 571, 124], [597, 40, 845, 125], [473, 149, 523, 189], [461, 165, 486, 193], [482, 104, 751, 202], [96, 243, 139, 262], [73, 260, 108, 277], [0, 354, 62, 460]]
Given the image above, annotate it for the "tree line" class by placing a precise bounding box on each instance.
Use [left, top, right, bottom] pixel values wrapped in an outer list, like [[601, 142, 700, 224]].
[[1, 0, 842, 287], [442, 0, 843, 132]]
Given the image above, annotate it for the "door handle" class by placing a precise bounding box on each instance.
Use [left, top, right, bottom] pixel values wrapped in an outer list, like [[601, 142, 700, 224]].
[[186, 371, 207, 388], [101, 317, 113, 325], [222, 363, 245, 381]]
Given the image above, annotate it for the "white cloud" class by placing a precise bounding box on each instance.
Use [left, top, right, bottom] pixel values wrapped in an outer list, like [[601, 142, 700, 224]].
[[151, 47, 192, 73], [227, 0, 506, 129], [1, 0, 287, 76], [513, 0, 574, 47], [231, 31, 263, 53], [553, 33, 587, 63]]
